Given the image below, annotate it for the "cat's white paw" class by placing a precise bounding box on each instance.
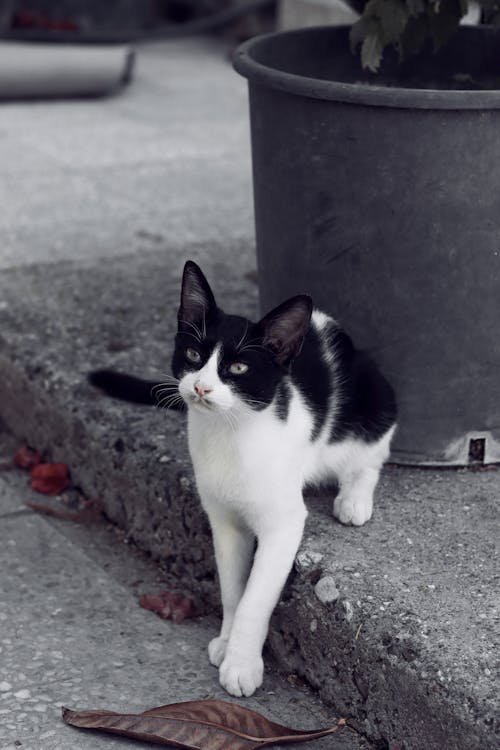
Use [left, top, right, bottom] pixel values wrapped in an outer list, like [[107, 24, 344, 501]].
[[219, 654, 264, 697], [208, 636, 228, 667], [333, 494, 372, 526]]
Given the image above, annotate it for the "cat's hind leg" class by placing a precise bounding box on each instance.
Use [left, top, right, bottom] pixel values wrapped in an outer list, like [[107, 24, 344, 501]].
[[333, 465, 380, 526], [332, 428, 394, 526]]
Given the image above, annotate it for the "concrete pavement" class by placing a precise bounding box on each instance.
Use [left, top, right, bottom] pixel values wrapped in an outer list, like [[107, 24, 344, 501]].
[[0, 37, 254, 270], [0, 425, 369, 750], [0, 35, 498, 750]]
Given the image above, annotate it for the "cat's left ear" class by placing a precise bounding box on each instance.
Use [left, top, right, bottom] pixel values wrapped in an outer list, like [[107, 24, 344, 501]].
[[178, 260, 217, 330], [258, 295, 313, 366]]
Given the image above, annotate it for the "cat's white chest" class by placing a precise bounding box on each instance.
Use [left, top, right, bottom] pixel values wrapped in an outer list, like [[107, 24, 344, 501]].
[[187, 411, 245, 504], [186, 405, 308, 535]]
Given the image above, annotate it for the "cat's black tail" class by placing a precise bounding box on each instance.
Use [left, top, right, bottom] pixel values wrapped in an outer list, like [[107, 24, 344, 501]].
[[88, 370, 184, 411], [89, 370, 158, 405]]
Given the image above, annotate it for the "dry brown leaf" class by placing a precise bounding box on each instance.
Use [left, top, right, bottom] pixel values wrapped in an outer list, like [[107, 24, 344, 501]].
[[26, 498, 102, 524], [62, 698, 346, 748]]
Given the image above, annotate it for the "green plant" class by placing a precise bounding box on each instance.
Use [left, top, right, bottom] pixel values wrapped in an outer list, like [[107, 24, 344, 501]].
[[348, 0, 500, 70]]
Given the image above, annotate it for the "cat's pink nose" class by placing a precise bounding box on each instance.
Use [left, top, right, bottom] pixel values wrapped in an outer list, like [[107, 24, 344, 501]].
[[194, 382, 212, 398]]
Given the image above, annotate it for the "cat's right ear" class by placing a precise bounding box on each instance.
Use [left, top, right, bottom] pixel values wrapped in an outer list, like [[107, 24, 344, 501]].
[[258, 295, 313, 366], [178, 260, 217, 331]]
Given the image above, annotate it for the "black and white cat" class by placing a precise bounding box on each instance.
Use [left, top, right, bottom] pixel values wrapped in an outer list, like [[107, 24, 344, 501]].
[[91, 260, 397, 698]]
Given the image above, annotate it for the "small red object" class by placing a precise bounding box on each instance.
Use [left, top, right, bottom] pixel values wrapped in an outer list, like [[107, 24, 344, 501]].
[[139, 591, 195, 623], [139, 595, 164, 613], [14, 445, 41, 470], [31, 463, 70, 495], [171, 599, 195, 624]]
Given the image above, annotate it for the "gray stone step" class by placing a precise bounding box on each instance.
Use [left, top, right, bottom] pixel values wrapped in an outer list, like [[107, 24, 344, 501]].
[[0, 249, 497, 750]]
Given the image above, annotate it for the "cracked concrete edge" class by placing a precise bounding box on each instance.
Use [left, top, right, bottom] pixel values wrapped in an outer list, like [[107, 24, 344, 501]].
[[0, 351, 215, 595], [0, 349, 493, 750], [268, 586, 489, 750]]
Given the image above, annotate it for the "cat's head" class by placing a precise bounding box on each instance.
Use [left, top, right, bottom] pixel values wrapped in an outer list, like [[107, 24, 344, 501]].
[[172, 261, 312, 416]]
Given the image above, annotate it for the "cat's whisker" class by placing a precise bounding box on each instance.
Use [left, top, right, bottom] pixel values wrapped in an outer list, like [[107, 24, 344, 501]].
[[179, 318, 203, 342], [220, 411, 233, 433], [155, 391, 179, 404], [243, 397, 269, 410], [189, 319, 203, 341], [235, 321, 249, 352], [181, 330, 204, 345], [239, 341, 267, 355], [152, 380, 181, 401], [154, 390, 169, 400], [155, 373, 180, 388], [157, 392, 184, 410], [158, 373, 180, 384], [152, 383, 179, 399], [154, 387, 177, 401], [221, 408, 239, 434]]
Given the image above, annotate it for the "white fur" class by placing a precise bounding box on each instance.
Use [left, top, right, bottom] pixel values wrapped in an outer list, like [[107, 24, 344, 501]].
[[178, 312, 395, 697]]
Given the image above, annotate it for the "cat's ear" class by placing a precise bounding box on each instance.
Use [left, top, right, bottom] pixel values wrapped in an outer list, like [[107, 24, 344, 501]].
[[258, 295, 313, 366], [178, 260, 217, 330]]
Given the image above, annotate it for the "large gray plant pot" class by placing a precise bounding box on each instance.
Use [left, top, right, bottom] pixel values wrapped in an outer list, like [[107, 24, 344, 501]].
[[233, 24, 500, 466]]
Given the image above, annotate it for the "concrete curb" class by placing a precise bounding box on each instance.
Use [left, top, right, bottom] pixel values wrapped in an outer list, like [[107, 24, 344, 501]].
[[0, 249, 497, 750], [0, 451, 369, 750]]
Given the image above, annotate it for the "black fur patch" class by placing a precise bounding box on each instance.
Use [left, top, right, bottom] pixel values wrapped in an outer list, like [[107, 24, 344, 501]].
[[290, 325, 330, 440], [328, 330, 397, 443], [89, 370, 161, 406], [274, 380, 291, 421]]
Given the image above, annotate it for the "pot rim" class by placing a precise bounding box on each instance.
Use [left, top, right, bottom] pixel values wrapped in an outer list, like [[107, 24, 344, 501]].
[[233, 24, 500, 110]]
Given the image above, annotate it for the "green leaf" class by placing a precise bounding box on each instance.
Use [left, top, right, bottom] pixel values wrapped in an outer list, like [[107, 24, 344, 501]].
[[351, 0, 473, 71], [361, 26, 385, 71], [377, 0, 411, 43], [350, 14, 377, 53]]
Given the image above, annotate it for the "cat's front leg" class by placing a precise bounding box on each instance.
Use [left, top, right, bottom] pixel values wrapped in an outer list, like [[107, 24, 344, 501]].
[[205, 504, 255, 668], [218, 503, 307, 697]]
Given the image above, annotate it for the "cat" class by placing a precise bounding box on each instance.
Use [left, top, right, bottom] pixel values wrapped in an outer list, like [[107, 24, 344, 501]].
[[90, 259, 397, 697]]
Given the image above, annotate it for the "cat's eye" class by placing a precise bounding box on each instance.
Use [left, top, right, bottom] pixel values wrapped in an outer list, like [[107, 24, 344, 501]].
[[185, 347, 202, 364], [229, 362, 249, 375]]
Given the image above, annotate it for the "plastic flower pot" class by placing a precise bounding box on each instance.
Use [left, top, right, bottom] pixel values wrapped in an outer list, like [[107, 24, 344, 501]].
[[233, 24, 500, 466]]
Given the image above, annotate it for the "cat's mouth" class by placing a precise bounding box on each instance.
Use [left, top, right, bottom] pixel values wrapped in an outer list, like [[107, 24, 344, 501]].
[[190, 395, 214, 412]]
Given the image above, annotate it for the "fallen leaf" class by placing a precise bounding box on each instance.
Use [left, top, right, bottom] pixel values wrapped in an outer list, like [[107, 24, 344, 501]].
[[31, 463, 70, 495], [171, 599, 195, 624], [62, 698, 346, 748], [139, 594, 165, 614], [139, 591, 196, 623], [26, 498, 102, 524], [14, 445, 41, 470]]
